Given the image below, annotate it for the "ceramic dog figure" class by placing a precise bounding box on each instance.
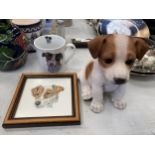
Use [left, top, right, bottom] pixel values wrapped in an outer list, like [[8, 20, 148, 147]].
[[80, 34, 149, 113], [31, 85, 64, 107]]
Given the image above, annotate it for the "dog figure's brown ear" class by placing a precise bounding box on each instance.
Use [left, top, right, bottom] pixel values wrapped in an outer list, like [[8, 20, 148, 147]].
[[133, 38, 149, 60], [88, 36, 107, 58]]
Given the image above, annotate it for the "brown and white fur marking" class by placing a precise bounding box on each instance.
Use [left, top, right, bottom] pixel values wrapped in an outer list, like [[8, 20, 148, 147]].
[[80, 34, 149, 113], [31, 85, 64, 107]]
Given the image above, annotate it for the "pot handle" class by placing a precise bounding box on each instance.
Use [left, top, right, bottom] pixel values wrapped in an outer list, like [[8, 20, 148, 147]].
[[64, 43, 76, 64]]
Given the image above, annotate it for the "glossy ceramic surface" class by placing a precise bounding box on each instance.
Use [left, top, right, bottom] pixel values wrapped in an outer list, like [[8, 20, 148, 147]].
[[11, 19, 42, 53], [34, 35, 75, 72], [0, 20, 27, 71]]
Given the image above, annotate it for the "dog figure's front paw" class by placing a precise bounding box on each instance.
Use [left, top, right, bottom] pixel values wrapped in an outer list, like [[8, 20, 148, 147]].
[[112, 100, 127, 110], [81, 86, 92, 100], [90, 101, 104, 113]]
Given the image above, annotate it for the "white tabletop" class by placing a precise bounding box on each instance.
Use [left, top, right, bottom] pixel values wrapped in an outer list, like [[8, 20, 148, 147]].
[[0, 19, 155, 135]]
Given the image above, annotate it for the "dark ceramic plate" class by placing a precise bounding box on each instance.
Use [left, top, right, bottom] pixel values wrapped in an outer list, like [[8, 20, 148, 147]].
[[131, 49, 155, 76], [98, 19, 150, 38], [131, 70, 155, 76]]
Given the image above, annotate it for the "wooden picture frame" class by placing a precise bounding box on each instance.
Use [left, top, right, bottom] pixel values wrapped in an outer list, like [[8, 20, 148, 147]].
[[2, 73, 80, 128]]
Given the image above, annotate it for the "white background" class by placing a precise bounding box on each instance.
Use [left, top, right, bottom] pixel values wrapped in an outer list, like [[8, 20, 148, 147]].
[[15, 78, 72, 118], [0, 0, 155, 155]]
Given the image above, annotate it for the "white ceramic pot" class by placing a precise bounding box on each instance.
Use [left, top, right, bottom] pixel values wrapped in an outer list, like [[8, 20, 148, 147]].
[[34, 35, 76, 72]]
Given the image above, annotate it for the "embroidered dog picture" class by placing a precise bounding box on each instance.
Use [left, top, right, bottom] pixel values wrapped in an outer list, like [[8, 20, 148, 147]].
[[31, 84, 64, 107]]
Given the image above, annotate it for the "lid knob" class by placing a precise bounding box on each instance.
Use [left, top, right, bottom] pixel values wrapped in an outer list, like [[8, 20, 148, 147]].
[[45, 36, 52, 43]]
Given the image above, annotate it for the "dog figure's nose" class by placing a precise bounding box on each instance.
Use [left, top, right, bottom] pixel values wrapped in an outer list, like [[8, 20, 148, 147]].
[[114, 78, 127, 85], [35, 101, 41, 106]]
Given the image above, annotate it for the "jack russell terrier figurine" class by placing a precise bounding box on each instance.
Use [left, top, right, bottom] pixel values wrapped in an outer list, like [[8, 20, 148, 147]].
[[80, 34, 149, 113]]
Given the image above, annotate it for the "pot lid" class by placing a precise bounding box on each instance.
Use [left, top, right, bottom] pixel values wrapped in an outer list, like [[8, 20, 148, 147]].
[[34, 35, 66, 51], [11, 19, 41, 26]]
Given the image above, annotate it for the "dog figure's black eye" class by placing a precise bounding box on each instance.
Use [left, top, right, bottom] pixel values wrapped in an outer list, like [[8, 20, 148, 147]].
[[125, 59, 135, 65], [104, 58, 113, 64]]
